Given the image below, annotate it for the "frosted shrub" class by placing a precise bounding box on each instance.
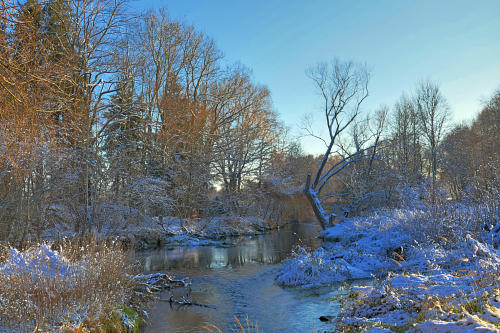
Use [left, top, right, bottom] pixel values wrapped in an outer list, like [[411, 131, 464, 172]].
[[276, 247, 333, 287], [276, 246, 373, 287], [0, 238, 135, 331]]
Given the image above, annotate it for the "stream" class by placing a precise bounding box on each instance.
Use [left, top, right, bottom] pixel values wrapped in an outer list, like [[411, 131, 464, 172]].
[[136, 222, 347, 332]]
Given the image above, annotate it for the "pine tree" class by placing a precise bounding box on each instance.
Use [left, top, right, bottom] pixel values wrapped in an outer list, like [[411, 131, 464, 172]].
[[103, 65, 143, 195]]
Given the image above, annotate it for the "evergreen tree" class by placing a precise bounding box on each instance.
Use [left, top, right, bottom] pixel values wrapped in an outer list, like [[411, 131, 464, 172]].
[[103, 65, 143, 194]]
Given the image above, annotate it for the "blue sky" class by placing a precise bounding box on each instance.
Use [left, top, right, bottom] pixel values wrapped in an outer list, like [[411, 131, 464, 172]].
[[130, 0, 500, 154]]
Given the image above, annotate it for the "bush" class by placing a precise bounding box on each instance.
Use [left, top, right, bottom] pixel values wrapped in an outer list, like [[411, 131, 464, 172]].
[[0, 237, 136, 332]]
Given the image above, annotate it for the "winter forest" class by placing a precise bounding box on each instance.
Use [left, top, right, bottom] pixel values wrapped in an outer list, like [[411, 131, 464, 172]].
[[0, 0, 499, 332]]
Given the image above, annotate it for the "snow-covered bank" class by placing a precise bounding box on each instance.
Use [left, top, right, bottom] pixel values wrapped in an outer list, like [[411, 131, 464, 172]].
[[129, 215, 285, 249], [277, 207, 499, 287], [276, 205, 499, 330], [40, 206, 286, 249], [338, 271, 500, 332]]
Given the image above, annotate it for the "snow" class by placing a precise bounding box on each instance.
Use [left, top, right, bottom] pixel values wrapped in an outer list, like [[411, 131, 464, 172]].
[[276, 211, 416, 287], [0, 245, 78, 278], [414, 318, 499, 333], [163, 234, 233, 247], [277, 206, 500, 288], [150, 215, 274, 248], [276, 203, 500, 330], [337, 272, 500, 331], [39, 202, 278, 249]]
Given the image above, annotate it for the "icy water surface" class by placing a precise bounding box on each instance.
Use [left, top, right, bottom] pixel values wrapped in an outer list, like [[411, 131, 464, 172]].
[[136, 222, 346, 332]]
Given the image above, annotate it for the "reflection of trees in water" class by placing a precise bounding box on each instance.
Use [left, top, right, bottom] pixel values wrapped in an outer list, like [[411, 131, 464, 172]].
[[141, 222, 326, 333], [139, 222, 322, 272]]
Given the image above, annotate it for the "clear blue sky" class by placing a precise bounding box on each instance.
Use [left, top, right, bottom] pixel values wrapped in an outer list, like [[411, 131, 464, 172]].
[[130, 0, 500, 154]]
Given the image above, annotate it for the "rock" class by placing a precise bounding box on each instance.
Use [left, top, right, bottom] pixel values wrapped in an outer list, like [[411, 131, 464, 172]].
[[319, 315, 334, 322]]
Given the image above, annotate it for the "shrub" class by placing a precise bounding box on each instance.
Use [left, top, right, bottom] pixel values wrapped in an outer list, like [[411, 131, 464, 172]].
[[0, 237, 136, 332]]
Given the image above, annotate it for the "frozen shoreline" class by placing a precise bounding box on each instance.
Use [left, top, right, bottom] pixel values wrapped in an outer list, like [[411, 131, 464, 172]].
[[276, 206, 500, 331], [38, 211, 287, 249]]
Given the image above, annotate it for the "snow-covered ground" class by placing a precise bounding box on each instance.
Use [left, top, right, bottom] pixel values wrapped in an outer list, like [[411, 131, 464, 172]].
[[338, 271, 500, 332], [276, 205, 500, 331], [40, 205, 282, 249]]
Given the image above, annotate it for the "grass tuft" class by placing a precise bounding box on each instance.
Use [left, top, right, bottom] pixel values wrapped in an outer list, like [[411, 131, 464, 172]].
[[0, 236, 137, 332]]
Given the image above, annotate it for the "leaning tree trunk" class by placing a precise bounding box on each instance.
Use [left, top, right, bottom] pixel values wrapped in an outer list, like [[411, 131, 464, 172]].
[[301, 59, 370, 231], [304, 174, 327, 230]]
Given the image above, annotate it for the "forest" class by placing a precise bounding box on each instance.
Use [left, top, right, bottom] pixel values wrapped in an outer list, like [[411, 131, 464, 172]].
[[0, 0, 498, 332]]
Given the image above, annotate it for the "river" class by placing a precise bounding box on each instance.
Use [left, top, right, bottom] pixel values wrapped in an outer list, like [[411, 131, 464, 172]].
[[136, 222, 347, 332]]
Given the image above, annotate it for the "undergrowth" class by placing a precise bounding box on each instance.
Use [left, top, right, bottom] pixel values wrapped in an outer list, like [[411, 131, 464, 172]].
[[0, 235, 138, 332]]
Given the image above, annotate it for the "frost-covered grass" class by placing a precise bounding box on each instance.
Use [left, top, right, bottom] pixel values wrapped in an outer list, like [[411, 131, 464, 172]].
[[275, 198, 500, 331], [0, 237, 136, 332], [336, 271, 500, 332], [277, 202, 499, 287]]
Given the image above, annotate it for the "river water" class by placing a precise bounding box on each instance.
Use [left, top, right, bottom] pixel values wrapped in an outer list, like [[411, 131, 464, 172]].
[[136, 222, 347, 332]]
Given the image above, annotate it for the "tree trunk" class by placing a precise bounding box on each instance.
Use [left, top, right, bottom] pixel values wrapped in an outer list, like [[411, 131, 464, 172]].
[[304, 174, 327, 230]]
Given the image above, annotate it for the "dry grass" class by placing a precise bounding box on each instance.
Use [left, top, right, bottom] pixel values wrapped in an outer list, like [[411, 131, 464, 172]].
[[0, 236, 137, 332], [200, 315, 259, 333]]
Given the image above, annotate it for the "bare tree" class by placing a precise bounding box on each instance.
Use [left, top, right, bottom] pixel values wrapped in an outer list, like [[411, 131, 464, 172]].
[[303, 59, 370, 229], [0, 0, 80, 245], [441, 124, 475, 198], [210, 68, 278, 213], [68, 0, 130, 233], [337, 106, 393, 214], [414, 80, 450, 202], [0, 1, 295, 240], [390, 94, 422, 181]]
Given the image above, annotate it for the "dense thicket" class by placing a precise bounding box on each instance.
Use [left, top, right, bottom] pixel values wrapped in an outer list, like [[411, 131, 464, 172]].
[[0, 0, 296, 245]]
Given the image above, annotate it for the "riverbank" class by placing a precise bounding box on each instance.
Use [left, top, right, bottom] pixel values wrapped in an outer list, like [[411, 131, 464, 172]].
[[276, 205, 500, 331], [133, 215, 288, 249], [40, 213, 289, 250], [0, 215, 291, 331], [0, 236, 209, 332]]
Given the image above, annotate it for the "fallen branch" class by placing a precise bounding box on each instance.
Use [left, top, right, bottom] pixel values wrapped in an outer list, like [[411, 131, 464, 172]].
[[159, 296, 216, 309], [133, 272, 190, 296]]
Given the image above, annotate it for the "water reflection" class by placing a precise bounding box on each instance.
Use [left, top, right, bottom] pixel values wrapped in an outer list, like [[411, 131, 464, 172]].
[[139, 222, 322, 273], [137, 222, 344, 332]]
